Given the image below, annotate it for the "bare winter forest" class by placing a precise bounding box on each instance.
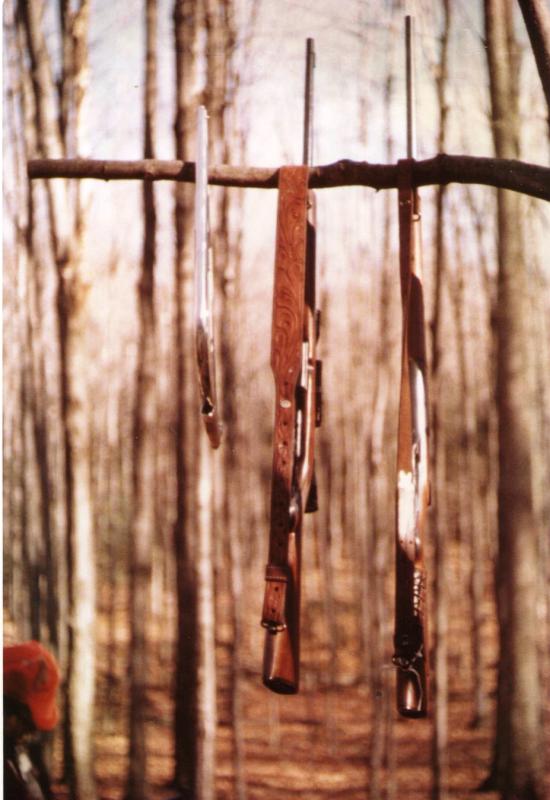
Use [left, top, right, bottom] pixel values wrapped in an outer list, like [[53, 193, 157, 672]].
[[3, 1, 550, 799]]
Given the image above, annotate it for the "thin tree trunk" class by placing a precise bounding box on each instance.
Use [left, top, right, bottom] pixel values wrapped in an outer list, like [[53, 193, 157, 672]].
[[18, 2, 96, 796], [195, 433, 218, 800], [127, 2, 158, 797], [102, 380, 121, 729], [61, 6, 96, 797], [517, 0, 550, 138], [7, 12, 56, 646], [19, 362, 41, 640], [529, 258, 550, 701], [368, 72, 395, 800], [22, 101, 58, 654], [484, 2, 546, 797], [367, 193, 392, 800], [449, 220, 487, 728], [430, 3, 451, 797], [203, 2, 243, 794], [317, 287, 339, 698], [172, 0, 201, 793]]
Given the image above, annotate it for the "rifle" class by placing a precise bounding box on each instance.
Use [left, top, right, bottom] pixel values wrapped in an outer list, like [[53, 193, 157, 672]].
[[392, 15, 430, 718], [194, 105, 222, 449], [261, 38, 321, 694]]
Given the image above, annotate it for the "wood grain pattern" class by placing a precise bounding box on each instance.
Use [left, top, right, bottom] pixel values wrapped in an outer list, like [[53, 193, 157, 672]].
[[270, 167, 309, 378], [268, 166, 309, 566]]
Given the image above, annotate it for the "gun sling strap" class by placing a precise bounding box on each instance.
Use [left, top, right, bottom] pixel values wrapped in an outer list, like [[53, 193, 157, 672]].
[[261, 165, 309, 632]]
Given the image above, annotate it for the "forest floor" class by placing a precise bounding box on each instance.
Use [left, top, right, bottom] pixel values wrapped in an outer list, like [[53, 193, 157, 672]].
[[51, 635, 503, 800], [9, 539, 547, 799]]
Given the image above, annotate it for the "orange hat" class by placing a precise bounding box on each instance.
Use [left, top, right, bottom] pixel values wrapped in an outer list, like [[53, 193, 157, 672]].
[[3, 641, 60, 731]]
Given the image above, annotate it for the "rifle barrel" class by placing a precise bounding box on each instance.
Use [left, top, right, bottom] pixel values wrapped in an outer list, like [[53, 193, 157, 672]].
[[303, 38, 315, 167], [195, 107, 209, 320]]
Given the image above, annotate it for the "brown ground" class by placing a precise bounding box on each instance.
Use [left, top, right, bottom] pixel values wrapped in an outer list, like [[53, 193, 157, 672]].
[[8, 542, 546, 799], [51, 652, 501, 800]]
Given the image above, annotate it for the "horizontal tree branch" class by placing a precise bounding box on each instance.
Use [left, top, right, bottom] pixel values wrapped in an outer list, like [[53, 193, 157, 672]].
[[27, 153, 550, 201]]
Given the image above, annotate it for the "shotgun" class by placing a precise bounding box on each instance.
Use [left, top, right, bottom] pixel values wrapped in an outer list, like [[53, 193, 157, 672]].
[[194, 105, 222, 449], [393, 15, 430, 718], [261, 38, 321, 694]]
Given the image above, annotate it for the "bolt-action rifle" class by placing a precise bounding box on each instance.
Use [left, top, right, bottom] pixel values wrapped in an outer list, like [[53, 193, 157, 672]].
[[261, 38, 321, 694], [392, 16, 430, 718], [195, 105, 222, 449]]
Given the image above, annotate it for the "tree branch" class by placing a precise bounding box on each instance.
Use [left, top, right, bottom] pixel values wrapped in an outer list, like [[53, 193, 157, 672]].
[[27, 153, 550, 201]]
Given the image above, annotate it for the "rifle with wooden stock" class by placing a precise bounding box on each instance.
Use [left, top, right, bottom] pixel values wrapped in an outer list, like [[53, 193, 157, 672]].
[[261, 38, 321, 694], [392, 16, 430, 717]]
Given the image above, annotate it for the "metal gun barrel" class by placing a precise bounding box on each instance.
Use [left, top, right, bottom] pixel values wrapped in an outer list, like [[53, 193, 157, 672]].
[[303, 38, 315, 167]]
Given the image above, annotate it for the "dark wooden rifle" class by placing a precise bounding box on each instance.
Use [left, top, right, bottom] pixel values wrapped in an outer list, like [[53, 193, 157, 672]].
[[261, 39, 321, 693], [393, 16, 430, 717]]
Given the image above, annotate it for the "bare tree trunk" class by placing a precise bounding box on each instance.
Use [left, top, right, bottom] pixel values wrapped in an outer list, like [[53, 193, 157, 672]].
[[60, 6, 96, 797], [449, 219, 488, 728], [195, 434, 217, 800], [101, 378, 123, 729], [529, 257, 550, 703], [367, 206, 393, 800], [19, 363, 41, 640], [6, 11, 56, 646], [484, 2, 546, 797], [172, 0, 201, 793], [127, 2, 158, 797], [18, 2, 96, 797], [204, 0, 246, 785], [517, 0, 550, 138], [20, 63, 59, 653], [317, 291, 339, 696], [430, 4, 451, 797], [367, 71, 395, 800]]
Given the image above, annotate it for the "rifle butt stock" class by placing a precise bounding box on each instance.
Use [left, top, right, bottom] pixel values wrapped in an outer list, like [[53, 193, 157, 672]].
[[394, 542, 429, 717], [396, 659, 428, 717], [262, 530, 301, 694], [262, 626, 299, 694]]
